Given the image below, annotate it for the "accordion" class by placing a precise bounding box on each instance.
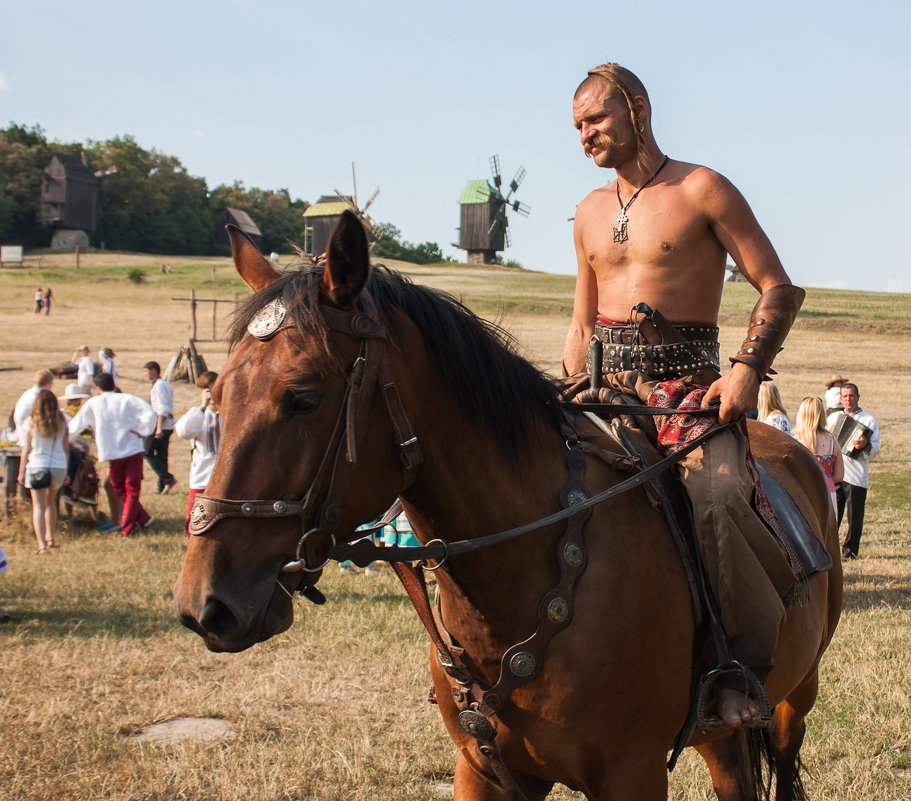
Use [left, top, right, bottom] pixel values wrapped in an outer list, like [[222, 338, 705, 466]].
[[831, 413, 873, 458]]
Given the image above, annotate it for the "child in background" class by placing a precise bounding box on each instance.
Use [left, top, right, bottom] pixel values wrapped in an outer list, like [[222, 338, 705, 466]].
[[175, 372, 220, 537]]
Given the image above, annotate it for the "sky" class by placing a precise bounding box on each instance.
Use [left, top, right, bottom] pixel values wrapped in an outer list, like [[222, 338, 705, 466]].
[[3, 0, 910, 293]]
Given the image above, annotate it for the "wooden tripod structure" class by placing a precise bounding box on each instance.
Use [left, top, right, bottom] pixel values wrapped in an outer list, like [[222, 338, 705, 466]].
[[166, 289, 239, 383]]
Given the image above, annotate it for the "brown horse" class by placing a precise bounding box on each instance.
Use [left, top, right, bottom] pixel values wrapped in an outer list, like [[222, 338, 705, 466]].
[[174, 211, 842, 800]]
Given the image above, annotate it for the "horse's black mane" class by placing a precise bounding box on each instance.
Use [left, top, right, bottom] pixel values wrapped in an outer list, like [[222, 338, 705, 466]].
[[229, 264, 563, 454]]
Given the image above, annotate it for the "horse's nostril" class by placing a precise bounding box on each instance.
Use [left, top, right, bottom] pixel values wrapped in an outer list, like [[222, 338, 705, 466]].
[[199, 597, 239, 638], [178, 611, 205, 636]]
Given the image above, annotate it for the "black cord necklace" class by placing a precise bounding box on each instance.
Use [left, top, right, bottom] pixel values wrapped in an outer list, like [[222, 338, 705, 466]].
[[613, 155, 670, 243]]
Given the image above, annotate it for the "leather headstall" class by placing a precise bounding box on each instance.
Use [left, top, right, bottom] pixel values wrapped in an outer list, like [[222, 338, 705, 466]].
[[187, 289, 423, 580]]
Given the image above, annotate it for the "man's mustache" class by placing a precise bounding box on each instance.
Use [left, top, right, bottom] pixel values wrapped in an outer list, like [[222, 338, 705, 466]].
[[583, 132, 618, 158]]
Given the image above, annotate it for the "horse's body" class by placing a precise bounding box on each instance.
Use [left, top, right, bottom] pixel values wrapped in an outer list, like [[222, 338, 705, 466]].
[[173, 212, 841, 800]]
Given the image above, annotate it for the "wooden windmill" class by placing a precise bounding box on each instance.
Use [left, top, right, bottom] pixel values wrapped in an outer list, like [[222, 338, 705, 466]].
[[302, 163, 383, 257], [455, 155, 530, 264]]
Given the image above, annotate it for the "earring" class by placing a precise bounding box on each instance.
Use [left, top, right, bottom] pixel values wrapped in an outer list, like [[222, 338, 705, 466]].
[[638, 122, 645, 133]]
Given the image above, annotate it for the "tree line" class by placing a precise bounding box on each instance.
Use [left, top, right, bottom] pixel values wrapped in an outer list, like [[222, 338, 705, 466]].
[[0, 123, 446, 263]]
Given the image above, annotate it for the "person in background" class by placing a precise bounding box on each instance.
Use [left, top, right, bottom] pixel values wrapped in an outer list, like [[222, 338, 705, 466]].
[[43, 287, 52, 315], [14, 370, 55, 433], [98, 348, 119, 388], [142, 361, 176, 494], [8, 371, 56, 513], [68, 372, 157, 537], [824, 373, 847, 416], [60, 383, 121, 528], [72, 345, 95, 397], [175, 371, 220, 537], [0, 540, 10, 622], [34, 288, 43, 313], [827, 383, 881, 560], [756, 382, 792, 435], [17, 389, 69, 553], [794, 397, 843, 512]]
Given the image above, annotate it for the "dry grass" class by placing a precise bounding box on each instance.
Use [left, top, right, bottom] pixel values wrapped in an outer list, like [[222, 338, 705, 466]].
[[1, 256, 909, 800]]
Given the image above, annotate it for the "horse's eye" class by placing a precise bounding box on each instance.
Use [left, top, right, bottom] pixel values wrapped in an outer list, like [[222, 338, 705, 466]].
[[282, 390, 321, 417]]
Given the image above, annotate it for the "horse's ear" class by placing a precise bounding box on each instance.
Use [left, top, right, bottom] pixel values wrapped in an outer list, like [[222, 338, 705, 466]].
[[227, 224, 281, 292], [320, 210, 369, 309]]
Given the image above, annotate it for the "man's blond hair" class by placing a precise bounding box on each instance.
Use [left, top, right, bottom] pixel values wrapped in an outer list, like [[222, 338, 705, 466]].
[[33, 369, 54, 387], [576, 63, 657, 175]]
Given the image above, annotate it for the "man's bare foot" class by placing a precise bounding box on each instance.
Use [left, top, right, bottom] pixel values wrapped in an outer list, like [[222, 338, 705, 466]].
[[717, 686, 761, 728]]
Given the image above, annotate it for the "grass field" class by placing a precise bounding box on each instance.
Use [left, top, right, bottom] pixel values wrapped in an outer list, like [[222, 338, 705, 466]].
[[1, 252, 909, 800]]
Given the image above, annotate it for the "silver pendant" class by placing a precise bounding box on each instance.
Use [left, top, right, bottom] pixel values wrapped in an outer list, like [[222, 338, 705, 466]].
[[613, 211, 629, 243]]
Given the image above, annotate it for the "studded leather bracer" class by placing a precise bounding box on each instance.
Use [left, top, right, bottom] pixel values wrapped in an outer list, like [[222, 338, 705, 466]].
[[730, 284, 806, 380]]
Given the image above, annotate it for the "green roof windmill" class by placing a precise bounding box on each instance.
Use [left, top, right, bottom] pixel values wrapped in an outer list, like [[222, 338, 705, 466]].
[[455, 155, 530, 264]]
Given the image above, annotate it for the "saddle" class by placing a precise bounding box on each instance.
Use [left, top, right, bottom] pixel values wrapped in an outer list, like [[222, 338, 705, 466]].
[[571, 391, 832, 763]]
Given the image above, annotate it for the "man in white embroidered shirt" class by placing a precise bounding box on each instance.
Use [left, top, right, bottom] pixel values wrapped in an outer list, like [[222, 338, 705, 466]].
[[143, 360, 177, 494], [68, 372, 157, 536], [827, 383, 880, 559]]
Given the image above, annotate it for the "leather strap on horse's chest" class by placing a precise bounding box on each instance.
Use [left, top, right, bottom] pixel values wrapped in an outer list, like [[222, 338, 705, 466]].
[[392, 431, 592, 800]]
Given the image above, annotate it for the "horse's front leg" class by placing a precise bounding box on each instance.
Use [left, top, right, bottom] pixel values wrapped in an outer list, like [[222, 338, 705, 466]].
[[452, 751, 553, 801]]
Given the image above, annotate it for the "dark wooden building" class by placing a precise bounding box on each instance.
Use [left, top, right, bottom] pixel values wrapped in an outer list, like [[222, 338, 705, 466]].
[[216, 208, 262, 246], [455, 180, 505, 264], [39, 153, 100, 232]]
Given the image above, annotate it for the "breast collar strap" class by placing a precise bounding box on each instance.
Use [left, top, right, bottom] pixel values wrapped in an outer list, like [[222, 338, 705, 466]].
[[187, 289, 423, 577]]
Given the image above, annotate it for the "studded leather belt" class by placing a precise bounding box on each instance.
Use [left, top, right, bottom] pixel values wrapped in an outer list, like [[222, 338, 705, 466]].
[[587, 322, 721, 380]]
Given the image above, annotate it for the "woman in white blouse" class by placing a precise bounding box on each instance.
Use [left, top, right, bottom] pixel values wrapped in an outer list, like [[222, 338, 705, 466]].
[[17, 389, 69, 552]]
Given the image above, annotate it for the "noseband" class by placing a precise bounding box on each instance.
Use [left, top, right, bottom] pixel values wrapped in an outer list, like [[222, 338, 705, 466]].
[[187, 288, 422, 579]]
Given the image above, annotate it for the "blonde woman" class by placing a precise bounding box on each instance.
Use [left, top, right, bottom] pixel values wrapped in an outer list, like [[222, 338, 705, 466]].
[[17, 389, 69, 552], [794, 396, 843, 511], [756, 382, 792, 435]]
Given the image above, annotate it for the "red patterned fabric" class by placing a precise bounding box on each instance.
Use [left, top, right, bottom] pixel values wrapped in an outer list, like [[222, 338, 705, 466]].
[[647, 380, 714, 452]]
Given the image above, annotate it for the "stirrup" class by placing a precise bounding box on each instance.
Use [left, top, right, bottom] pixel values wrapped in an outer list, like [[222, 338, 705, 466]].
[[694, 662, 772, 732]]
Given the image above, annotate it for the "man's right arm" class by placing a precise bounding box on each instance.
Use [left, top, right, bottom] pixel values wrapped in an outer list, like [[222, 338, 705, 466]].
[[562, 211, 598, 375]]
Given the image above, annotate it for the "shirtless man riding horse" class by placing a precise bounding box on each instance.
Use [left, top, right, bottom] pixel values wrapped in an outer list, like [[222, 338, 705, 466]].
[[564, 63, 805, 731]]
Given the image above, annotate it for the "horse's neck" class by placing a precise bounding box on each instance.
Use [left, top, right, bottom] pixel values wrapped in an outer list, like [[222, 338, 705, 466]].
[[402, 416, 570, 645]]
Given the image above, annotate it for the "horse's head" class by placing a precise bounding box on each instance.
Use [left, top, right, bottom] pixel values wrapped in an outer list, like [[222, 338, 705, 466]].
[[173, 211, 419, 652]]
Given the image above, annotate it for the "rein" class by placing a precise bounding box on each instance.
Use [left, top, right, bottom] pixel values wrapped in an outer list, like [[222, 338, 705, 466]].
[[329, 416, 734, 568]]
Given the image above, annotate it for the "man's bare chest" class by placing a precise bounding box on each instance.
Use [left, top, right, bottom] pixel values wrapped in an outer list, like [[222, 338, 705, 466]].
[[584, 202, 718, 271]]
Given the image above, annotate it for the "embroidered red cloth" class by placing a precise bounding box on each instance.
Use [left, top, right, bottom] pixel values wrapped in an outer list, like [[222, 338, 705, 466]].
[[647, 380, 714, 452]]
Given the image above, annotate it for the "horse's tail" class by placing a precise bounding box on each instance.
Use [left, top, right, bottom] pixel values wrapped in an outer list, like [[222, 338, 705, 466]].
[[742, 728, 808, 801]]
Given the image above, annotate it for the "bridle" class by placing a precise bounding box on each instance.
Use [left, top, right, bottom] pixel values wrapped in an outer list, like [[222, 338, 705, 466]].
[[187, 288, 423, 581]]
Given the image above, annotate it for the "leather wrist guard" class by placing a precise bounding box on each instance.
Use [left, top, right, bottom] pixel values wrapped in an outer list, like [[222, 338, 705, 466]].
[[730, 284, 805, 380]]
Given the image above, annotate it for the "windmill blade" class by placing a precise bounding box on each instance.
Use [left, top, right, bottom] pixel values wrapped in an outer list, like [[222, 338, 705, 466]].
[[489, 155, 502, 189], [363, 186, 380, 213], [362, 213, 384, 241], [509, 165, 526, 194], [505, 228, 511, 249], [333, 188, 358, 211], [351, 162, 359, 210], [487, 204, 507, 237], [512, 200, 531, 218]]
